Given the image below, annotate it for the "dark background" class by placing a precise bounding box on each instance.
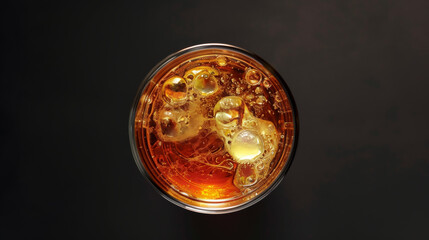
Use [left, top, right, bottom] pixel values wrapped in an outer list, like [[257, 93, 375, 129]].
[[2, 0, 429, 239]]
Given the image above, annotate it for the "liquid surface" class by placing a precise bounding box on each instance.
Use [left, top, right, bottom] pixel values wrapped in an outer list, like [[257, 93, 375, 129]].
[[135, 53, 294, 202]]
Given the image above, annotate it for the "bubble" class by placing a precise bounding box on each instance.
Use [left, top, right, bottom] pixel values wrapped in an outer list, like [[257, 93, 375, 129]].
[[162, 76, 187, 103], [157, 157, 167, 166], [245, 93, 255, 100], [236, 87, 241, 95], [275, 92, 282, 102], [245, 68, 263, 85], [230, 130, 264, 163], [283, 122, 293, 130], [216, 56, 227, 66], [193, 70, 218, 95], [263, 79, 272, 89], [255, 87, 263, 94], [256, 95, 267, 105]]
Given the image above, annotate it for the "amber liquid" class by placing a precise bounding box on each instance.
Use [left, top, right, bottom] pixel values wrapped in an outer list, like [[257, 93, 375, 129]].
[[134, 52, 294, 203]]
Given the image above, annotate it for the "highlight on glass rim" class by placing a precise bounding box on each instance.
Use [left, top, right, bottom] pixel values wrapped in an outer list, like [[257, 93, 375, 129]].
[[129, 43, 298, 214]]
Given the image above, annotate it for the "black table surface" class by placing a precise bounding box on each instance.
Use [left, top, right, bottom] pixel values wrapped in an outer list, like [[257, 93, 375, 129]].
[[2, 0, 428, 239]]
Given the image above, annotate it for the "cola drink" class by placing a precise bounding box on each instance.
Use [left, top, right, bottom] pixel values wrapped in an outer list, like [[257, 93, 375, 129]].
[[130, 44, 298, 213]]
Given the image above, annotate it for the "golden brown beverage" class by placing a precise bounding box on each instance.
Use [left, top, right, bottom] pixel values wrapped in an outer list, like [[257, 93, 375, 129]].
[[130, 44, 297, 213]]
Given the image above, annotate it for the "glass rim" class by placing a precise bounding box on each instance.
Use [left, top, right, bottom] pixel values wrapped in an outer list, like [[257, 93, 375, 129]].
[[129, 43, 299, 214]]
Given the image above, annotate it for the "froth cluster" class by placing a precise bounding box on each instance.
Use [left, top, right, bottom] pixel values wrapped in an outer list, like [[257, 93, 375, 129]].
[[153, 56, 280, 189]]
